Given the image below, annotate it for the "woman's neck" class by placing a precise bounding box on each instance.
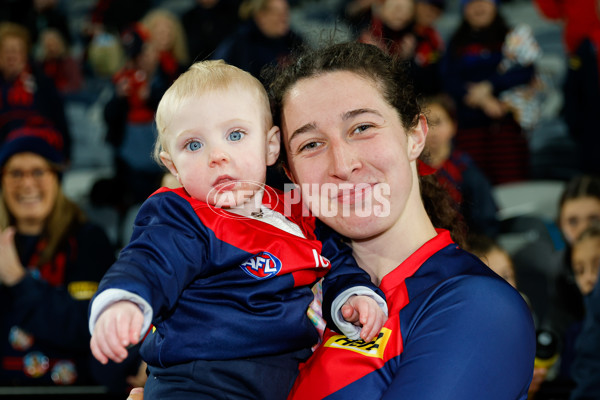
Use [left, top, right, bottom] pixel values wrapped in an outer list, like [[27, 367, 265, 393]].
[[350, 201, 437, 286], [17, 219, 44, 235]]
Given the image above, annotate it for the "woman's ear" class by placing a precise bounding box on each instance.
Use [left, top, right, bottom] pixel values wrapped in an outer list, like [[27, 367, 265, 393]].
[[266, 126, 281, 166], [407, 114, 428, 161], [159, 151, 180, 183]]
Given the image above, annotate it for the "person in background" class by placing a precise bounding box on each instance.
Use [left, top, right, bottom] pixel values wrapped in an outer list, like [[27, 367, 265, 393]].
[[465, 233, 518, 289], [181, 0, 243, 63], [9, 0, 72, 48], [358, 0, 444, 96], [571, 223, 600, 298], [415, 0, 445, 30], [35, 28, 83, 97], [0, 126, 141, 394], [533, 0, 600, 176], [422, 92, 500, 238], [337, 0, 382, 37], [570, 224, 600, 398], [212, 0, 305, 82], [550, 175, 600, 338], [0, 22, 70, 161], [91, 23, 172, 216], [441, 0, 535, 185], [140, 8, 189, 81]]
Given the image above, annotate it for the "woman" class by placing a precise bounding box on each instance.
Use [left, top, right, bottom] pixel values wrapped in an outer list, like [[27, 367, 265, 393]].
[[441, 0, 535, 184], [0, 126, 140, 393], [0, 21, 71, 161], [270, 41, 534, 399], [129, 41, 536, 399]]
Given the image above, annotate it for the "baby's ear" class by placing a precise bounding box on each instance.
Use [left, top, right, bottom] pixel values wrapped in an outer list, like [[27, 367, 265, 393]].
[[159, 151, 179, 179], [266, 126, 281, 166]]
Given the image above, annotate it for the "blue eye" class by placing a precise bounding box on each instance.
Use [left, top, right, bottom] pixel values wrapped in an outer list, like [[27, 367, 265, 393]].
[[228, 131, 245, 141], [186, 140, 203, 151]]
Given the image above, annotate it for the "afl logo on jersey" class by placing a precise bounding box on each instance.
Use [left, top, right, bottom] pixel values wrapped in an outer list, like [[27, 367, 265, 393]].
[[240, 252, 282, 280]]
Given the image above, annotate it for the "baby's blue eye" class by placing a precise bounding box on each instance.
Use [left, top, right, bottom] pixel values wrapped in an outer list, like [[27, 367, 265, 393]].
[[186, 141, 203, 151], [228, 131, 245, 141]]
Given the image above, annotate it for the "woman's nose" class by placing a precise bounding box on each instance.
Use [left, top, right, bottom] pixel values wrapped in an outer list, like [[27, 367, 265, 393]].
[[328, 143, 361, 180]]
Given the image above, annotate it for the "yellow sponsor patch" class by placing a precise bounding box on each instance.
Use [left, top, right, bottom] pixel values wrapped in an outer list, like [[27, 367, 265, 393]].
[[322, 327, 391, 359], [67, 281, 98, 300]]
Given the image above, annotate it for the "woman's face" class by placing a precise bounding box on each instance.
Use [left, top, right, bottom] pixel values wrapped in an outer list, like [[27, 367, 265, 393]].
[[571, 235, 600, 296], [255, 0, 290, 38], [424, 102, 455, 168], [281, 71, 425, 240], [2, 152, 59, 233], [379, 0, 415, 31], [560, 196, 600, 244], [463, 0, 496, 30], [0, 36, 28, 80]]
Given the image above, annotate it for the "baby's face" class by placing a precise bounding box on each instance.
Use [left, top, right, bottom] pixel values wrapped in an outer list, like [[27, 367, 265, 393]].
[[572, 236, 600, 296], [160, 87, 279, 212]]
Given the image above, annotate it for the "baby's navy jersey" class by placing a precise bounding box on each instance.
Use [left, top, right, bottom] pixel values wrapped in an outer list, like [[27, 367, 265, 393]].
[[93, 186, 336, 367], [289, 230, 536, 399]]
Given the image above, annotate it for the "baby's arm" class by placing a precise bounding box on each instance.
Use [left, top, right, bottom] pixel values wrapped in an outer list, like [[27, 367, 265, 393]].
[[312, 221, 388, 342], [90, 301, 144, 365], [341, 295, 387, 342], [330, 287, 388, 342]]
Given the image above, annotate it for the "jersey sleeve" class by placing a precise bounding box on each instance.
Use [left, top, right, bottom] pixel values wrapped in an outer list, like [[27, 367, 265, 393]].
[[92, 192, 210, 320], [381, 276, 535, 399], [314, 220, 386, 335]]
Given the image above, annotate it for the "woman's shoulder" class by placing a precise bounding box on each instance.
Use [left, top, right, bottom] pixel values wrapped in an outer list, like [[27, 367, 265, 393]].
[[414, 244, 530, 314]]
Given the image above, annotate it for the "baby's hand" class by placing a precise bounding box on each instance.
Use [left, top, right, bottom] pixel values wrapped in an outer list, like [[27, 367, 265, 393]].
[[341, 295, 387, 342], [90, 300, 144, 364]]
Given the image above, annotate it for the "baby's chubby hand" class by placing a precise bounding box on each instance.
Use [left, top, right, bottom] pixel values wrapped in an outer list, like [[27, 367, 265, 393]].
[[90, 300, 144, 364], [341, 295, 387, 342]]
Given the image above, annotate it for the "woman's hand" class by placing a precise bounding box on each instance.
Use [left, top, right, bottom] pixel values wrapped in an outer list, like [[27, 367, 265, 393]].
[[0, 226, 27, 286], [126, 361, 148, 388], [464, 81, 507, 118], [127, 387, 144, 400]]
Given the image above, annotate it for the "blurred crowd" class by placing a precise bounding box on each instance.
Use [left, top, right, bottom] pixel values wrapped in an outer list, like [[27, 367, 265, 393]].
[[0, 0, 599, 398]]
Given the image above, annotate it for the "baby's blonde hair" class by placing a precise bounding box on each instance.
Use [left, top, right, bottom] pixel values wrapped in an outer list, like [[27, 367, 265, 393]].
[[153, 60, 273, 165]]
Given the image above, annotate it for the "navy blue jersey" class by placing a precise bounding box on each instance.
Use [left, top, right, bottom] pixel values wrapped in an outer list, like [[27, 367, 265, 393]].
[[289, 230, 536, 399], [92, 186, 371, 368]]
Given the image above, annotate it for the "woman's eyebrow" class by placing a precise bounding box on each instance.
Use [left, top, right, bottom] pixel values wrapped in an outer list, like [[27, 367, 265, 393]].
[[343, 108, 383, 120], [288, 108, 383, 144], [288, 122, 317, 144]]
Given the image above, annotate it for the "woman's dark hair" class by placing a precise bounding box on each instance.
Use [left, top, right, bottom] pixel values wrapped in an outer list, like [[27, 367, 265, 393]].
[[265, 41, 466, 246]]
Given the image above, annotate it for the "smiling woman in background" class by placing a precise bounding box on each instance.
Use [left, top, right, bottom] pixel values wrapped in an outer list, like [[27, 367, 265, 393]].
[[0, 126, 140, 393]]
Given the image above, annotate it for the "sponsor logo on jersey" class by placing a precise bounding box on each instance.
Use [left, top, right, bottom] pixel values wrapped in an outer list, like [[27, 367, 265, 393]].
[[240, 252, 282, 280], [322, 327, 392, 359]]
